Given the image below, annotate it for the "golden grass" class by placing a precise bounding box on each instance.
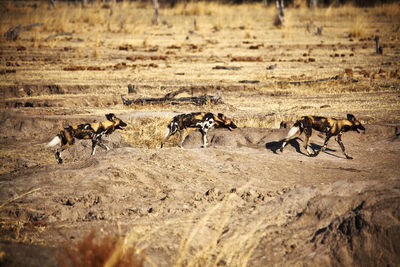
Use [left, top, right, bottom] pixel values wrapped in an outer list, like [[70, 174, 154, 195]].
[[236, 114, 287, 129], [121, 117, 172, 149], [173, 183, 270, 267], [374, 3, 400, 17], [348, 14, 367, 38], [173, 1, 222, 16], [1, 1, 398, 41], [0, 145, 54, 176], [58, 230, 144, 267]]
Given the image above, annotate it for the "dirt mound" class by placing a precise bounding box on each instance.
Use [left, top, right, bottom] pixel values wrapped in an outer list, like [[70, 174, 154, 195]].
[[183, 127, 286, 149], [0, 113, 125, 142], [307, 184, 400, 266], [53, 133, 127, 164], [182, 125, 398, 150], [0, 84, 90, 98], [239, 180, 400, 266]]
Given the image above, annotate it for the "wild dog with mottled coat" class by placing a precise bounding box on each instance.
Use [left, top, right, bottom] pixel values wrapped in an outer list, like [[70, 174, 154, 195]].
[[280, 114, 365, 159], [46, 113, 127, 164], [161, 112, 237, 148]]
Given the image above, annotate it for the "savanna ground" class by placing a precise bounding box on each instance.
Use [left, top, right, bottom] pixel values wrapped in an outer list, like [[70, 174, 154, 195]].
[[0, 1, 400, 266]]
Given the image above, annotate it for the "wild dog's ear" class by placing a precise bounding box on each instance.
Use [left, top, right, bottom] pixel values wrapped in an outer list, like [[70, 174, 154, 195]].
[[347, 114, 355, 122], [106, 113, 116, 121], [217, 113, 225, 120]]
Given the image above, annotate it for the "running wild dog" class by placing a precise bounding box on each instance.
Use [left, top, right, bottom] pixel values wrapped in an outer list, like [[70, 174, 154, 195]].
[[46, 113, 127, 164], [280, 114, 365, 159], [161, 112, 237, 148]]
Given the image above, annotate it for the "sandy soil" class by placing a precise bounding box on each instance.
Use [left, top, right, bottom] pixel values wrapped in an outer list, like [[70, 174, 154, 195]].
[[1, 2, 400, 266]]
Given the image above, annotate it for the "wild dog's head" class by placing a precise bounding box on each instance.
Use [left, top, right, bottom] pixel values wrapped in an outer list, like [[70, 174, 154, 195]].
[[347, 114, 365, 133], [105, 113, 127, 130], [215, 113, 237, 131]]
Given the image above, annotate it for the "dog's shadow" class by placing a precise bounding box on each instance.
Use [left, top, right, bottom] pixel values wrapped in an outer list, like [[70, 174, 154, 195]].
[[265, 138, 337, 157], [265, 138, 304, 155]]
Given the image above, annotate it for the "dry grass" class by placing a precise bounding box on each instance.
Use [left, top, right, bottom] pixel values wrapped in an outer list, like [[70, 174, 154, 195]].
[[172, 182, 270, 267], [58, 230, 144, 267], [236, 114, 287, 129], [174, 1, 222, 16], [0, 218, 46, 245], [0, 145, 53, 175], [1, 2, 400, 264], [348, 14, 367, 38], [121, 117, 172, 149], [374, 3, 400, 17]]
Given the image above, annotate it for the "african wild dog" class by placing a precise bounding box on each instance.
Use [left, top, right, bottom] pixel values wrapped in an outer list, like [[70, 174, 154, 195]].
[[46, 113, 127, 164], [161, 112, 237, 148], [280, 114, 365, 159]]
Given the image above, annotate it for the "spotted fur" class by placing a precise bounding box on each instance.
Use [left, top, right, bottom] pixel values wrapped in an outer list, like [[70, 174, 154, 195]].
[[161, 112, 237, 148], [280, 114, 365, 159], [46, 113, 127, 164]]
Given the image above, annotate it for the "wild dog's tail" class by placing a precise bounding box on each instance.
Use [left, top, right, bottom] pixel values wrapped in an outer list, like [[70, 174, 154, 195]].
[[280, 120, 303, 152], [46, 136, 61, 147], [284, 122, 302, 140]]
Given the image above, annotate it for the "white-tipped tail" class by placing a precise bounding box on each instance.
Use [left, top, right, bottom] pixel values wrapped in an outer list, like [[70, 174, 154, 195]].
[[46, 136, 61, 147], [285, 126, 300, 140]]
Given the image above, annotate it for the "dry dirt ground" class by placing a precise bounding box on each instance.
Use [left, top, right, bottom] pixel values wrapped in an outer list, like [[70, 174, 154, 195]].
[[0, 2, 400, 266]]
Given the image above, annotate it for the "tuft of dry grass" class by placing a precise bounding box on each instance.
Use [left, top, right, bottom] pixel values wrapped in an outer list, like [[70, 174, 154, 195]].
[[374, 3, 400, 17], [174, 185, 267, 267], [121, 117, 172, 148], [58, 230, 144, 267], [236, 114, 287, 129], [348, 15, 367, 38], [174, 1, 221, 16]]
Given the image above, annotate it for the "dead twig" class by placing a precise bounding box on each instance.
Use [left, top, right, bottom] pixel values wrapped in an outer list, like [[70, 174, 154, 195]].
[[5, 23, 44, 41], [0, 188, 41, 210], [213, 66, 242, 70], [45, 32, 72, 42], [278, 75, 358, 86]]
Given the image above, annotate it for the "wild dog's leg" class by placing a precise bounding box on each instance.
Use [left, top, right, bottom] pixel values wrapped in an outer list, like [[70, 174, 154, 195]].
[[56, 143, 71, 164], [91, 132, 107, 155], [178, 129, 186, 148], [97, 139, 110, 152], [161, 127, 171, 148], [321, 133, 332, 152], [200, 128, 208, 148], [304, 128, 318, 156], [280, 122, 302, 152], [336, 132, 352, 159], [55, 151, 63, 164], [91, 139, 98, 156], [309, 133, 332, 158], [161, 121, 179, 148], [55, 132, 74, 164]]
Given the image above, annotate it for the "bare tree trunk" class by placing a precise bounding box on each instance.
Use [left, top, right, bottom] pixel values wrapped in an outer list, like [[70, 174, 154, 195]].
[[49, 0, 57, 8], [308, 0, 318, 7], [152, 0, 159, 25], [274, 0, 284, 27], [375, 36, 383, 54]]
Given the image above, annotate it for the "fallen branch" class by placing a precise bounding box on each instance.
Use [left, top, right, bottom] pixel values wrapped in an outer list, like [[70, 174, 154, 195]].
[[5, 23, 44, 41], [121, 89, 222, 106], [279, 75, 358, 86], [213, 66, 242, 70], [0, 188, 41, 210], [239, 80, 260, 84], [45, 32, 72, 42]]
